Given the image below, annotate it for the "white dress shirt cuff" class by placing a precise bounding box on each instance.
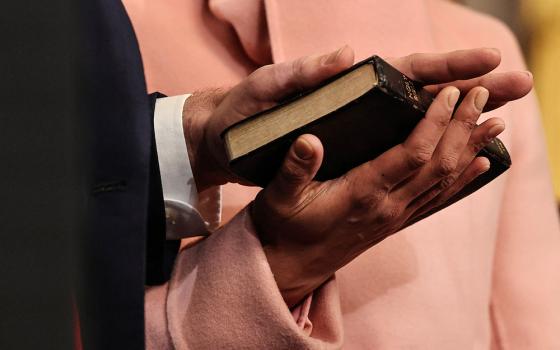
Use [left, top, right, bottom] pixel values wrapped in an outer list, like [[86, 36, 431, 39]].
[[154, 94, 209, 239]]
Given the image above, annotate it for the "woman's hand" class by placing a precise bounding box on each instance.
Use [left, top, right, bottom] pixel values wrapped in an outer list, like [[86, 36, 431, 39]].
[[252, 84, 506, 307]]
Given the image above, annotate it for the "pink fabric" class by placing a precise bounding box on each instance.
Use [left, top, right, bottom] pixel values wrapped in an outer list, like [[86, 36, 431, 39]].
[[145, 209, 343, 349], [291, 293, 314, 334], [123, 0, 560, 348]]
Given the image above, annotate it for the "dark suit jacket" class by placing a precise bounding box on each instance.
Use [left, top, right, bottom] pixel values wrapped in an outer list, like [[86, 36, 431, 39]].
[[79, 0, 180, 349], [0, 0, 177, 349]]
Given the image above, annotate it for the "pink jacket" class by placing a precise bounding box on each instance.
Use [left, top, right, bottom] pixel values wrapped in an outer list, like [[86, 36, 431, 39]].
[[124, 0, 560, 348]]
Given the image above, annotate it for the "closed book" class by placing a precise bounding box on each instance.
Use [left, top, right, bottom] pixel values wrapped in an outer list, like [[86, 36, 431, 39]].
[[222, 55, 511, 219]]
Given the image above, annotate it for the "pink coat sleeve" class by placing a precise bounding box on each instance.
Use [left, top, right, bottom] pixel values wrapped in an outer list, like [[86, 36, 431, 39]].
[[489, 23, 560, 349], [145, 208, 344, 349]]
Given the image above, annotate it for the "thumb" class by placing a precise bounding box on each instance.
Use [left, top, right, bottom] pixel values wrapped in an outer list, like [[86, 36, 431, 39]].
[[267, 134, 324, 199]]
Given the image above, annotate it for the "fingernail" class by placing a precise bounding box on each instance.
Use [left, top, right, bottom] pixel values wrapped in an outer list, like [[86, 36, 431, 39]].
[[448, 88, 460, 108], [524, 71, 533, 79], [488, 47, 500, 55], [474, 88, 489, 111], [324, 46, 346, 65], [479, 157, 491, 173], [294, 137, 314, 160], [487, 123, 505, 139]]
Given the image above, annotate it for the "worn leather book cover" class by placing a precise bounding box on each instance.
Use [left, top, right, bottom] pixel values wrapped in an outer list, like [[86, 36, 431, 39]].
[[223, 56, 511, 217]]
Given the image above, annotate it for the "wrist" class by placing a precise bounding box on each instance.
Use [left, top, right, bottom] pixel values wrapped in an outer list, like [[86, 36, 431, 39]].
[[250, 197, 331, 305], [262, 241, 333, 307], [251, 202, 335, 306], [182, 95, 223, 192]]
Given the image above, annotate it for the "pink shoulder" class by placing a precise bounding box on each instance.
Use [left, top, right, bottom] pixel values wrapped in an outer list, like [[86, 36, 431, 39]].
[[430, 0, 526, 71]]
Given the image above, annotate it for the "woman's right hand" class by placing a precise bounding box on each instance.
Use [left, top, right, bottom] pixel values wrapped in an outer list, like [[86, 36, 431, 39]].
[[252, 84, 505, 307]]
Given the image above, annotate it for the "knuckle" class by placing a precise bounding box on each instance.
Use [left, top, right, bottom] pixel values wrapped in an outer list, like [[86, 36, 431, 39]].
[[406, 143, 433, 170], [376, 204, 404, 223], [438, 174, 457, 190], [292, 58, 305, 75], [424, 187, 442, 202], [433, 113, 451, 129], [434, 155, 458, 177], [351, 189, 386, 213], [457, 118, 478, 134], [280, 159, 308, 184], [290, 58, 306, 89]]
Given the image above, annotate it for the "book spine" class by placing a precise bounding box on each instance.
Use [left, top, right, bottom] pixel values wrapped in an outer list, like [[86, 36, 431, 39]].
[[480, 138, 512, 167], [372, 56, 433, 113]]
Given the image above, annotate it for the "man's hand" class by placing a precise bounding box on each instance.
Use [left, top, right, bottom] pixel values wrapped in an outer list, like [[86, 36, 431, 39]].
[[183, 46, 355, 191], [183, 46, 532, 192]]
